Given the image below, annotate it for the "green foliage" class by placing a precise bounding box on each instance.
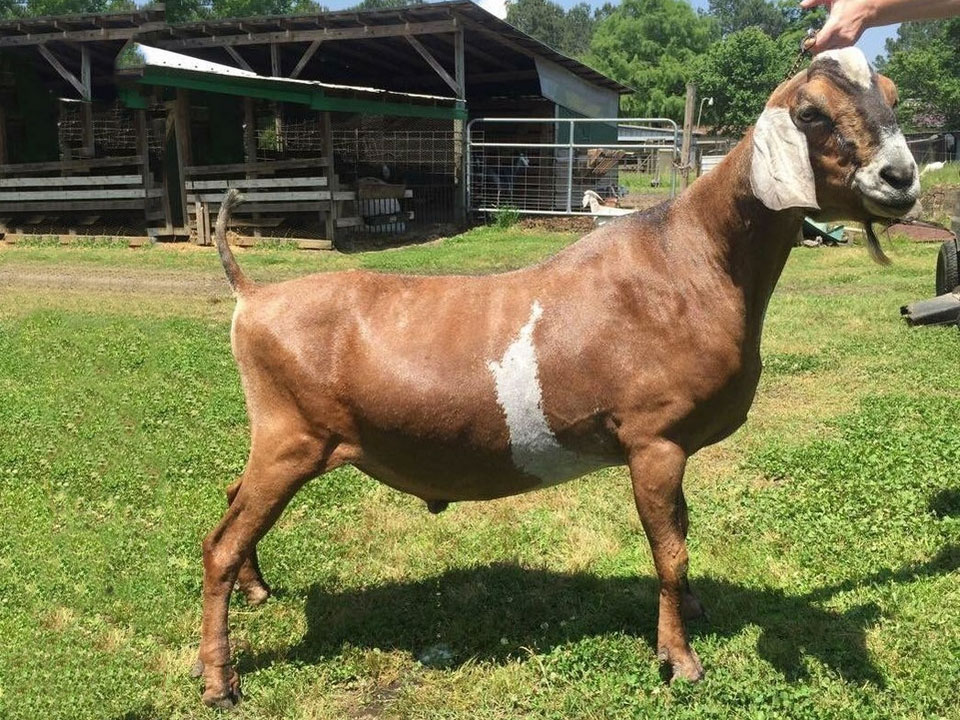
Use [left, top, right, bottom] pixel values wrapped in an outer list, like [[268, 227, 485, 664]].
[[879, 19, 960, 130], [506, 0, 603, 58], [707, 0, 801, 38], [165, 0, 325, 23], [586, 0, 718, 121], [693, 26, 803, 135], [491, 206, 521, 229], [0, 0, 134, 18]]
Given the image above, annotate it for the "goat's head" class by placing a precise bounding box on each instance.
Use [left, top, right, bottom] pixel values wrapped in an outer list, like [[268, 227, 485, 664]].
[[751, 48, 919, 262]]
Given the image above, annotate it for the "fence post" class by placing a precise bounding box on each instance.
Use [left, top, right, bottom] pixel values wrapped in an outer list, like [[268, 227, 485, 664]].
[[681, 83, 696, 189], [566, 119, 574, 213]]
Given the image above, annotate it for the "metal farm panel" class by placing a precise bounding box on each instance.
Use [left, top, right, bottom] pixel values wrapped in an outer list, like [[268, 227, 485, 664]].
[[467, 117, 680, 216]]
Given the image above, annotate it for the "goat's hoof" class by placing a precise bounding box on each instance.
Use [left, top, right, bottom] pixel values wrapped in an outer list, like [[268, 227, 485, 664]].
[[658, 646, 704, 684], [203, 690, 239, 710], [681, 592, 707, 621], [202, 667, 240, 709], [241, 582, 271, 606], [190, 658, 205, 678]]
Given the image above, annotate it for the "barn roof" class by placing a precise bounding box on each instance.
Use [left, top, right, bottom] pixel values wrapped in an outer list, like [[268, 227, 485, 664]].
[[157, 1, 630, 95], [0, 5, 165, 47]]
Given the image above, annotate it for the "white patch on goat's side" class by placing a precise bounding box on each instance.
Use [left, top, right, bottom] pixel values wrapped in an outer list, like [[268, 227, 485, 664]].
[[813, 48, 873, 89], [750, 107, 820, 211], [488, 301, 606, 486]]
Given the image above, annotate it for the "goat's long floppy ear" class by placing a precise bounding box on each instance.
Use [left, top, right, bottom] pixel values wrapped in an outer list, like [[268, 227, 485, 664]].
[[750, 107, 820, 211]]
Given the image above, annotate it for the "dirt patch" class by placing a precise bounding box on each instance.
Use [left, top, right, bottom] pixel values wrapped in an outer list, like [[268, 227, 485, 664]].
[[886, 222, 955, 243], [0, 264, 228, 296], [518, 216, 594, 233]]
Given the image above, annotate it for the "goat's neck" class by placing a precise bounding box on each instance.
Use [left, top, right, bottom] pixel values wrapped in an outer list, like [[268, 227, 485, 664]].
[[681, 136, 803, 330]]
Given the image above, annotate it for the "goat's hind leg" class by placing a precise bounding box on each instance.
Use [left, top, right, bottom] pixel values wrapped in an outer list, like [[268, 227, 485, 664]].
[[629, 440, 704, 683], [197, 432, 333, 708], [226, 477, 271, 606]]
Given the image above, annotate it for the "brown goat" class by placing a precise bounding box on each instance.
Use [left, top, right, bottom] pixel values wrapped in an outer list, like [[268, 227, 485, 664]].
[[195, 48, 919, 707]]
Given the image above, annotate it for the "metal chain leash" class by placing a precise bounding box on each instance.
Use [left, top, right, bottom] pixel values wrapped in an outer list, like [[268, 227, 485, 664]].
[[784, 28, 819, 82]]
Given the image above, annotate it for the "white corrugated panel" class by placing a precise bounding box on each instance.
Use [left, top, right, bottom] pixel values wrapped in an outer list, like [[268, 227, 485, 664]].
[[700, 154, 727, 175]]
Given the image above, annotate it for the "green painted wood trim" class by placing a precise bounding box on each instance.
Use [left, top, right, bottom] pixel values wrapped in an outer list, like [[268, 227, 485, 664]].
[[126, 67, 466, 120]]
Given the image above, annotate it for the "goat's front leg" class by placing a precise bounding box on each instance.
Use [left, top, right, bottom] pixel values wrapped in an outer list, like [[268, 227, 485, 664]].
[[629, 440, 704, 683], [677, 488, 706, 621]]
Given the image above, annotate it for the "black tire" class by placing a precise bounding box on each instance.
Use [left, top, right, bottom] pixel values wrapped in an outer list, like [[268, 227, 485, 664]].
[[935, 238, 959, 296]]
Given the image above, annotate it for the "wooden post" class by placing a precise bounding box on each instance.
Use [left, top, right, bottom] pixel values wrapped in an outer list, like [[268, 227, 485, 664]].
[[80, 45, 94, 158], [244, 97, 262, 237], [243, 97, 256, 163], [134, 108, 152, 228], [454, 29, 466, 224], [0, 104, 7, 166], [680, 83, 696, 189], [174, 89, 192, 235], [320, 111, 338, 247]]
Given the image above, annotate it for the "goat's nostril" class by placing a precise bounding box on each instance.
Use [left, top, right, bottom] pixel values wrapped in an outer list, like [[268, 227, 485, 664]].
[[880, 164, 915, 191]]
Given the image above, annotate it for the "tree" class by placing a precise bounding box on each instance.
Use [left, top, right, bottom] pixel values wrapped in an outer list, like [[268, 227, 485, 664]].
[[586, 0, 717, 121], [1, 0, 135, 18], [165, 0, 324, 22], [879, 19, 960, 129], [694, 25, 802, 134], [505, 0, 601, 58]]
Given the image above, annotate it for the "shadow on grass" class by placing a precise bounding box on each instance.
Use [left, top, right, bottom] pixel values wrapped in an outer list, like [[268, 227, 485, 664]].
[[238, 543, 957, 687]]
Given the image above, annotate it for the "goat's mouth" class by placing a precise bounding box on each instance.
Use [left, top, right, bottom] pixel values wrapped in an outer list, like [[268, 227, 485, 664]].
[[861, 193, 920, 221]]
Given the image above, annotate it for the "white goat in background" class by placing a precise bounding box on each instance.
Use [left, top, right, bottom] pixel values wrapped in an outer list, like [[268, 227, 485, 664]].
[[581, 189, 634, 225]]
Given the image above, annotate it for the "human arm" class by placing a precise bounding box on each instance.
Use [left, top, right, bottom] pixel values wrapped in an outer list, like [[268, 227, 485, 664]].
[[800, 0, 960, 52]]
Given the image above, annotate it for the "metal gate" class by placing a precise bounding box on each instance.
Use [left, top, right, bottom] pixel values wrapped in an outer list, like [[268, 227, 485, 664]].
[[466, 117, 680, 216]]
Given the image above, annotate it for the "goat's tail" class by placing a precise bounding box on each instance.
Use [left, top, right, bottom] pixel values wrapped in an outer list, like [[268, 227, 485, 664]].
[[214, 189, 252, 294]]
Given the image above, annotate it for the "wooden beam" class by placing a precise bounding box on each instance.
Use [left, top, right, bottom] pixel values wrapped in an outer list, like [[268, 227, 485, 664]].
[[80, 44, 94, 157], [0, 156, 144, 174], [321, 111, 338, 247], [289, 39, 321, 79], [681, 83, 696, 189], [454, 30, 465, 102], [405, 34, 460, 96], [173, 89, 192, 229], [224, 46, 254, 73], [157, 19, 458, 50], [455, 16, 535, 61], [80, 44, 91, 99], [0, 21, 166, 47], [37, 44, 85, 98], [270, 43, 281, 77]]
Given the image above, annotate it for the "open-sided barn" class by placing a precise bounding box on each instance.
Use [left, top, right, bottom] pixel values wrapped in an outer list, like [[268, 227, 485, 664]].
[[0, 2, 631, 246]]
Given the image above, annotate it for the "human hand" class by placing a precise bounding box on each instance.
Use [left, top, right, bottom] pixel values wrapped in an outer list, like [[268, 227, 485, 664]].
[[800, 0, 876, 52]]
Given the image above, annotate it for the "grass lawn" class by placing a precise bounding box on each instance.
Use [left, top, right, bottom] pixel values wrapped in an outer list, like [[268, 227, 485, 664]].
[[0, 226, 957, 719]]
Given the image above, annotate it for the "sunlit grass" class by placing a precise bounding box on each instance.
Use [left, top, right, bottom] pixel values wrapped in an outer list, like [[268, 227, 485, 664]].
[[0, 232, 957, 719]]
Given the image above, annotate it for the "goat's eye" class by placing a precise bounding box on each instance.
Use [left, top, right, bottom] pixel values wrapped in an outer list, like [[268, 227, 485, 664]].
[[797, 107, 824, 124]]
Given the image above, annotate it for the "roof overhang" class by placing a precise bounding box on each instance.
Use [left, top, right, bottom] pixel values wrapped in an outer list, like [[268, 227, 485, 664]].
[[115, 42, 466, 120]]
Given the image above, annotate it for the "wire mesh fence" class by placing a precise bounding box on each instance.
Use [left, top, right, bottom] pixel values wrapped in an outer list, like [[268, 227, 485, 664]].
[[57, 101, 165, 158], [467, 117, 680, 216]]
